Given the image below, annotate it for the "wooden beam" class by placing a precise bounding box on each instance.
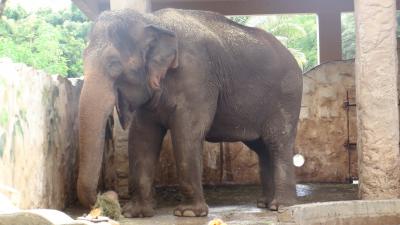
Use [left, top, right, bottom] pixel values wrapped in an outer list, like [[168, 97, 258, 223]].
[[318, 12, 342, 63], [152, 0, 354, 15], [73, 0, 400, 20], [70, 0, 400, 66], [110, 0, 151, 12], [71, 0, 98, 20]]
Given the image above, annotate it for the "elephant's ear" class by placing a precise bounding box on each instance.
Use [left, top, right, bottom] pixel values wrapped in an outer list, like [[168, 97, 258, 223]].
[[115, 90, 133, 130], [145, 25, 179, 90]]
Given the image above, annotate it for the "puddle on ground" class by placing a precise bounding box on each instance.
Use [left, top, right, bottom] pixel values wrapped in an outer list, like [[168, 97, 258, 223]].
[[296, 183, 358, 204], [296, 184, 313, 197], [65, 183, 358, 225]]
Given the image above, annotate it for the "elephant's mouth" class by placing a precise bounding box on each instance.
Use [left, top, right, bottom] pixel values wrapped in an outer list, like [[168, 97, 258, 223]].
[[143, 89, 163, 111], [115, 89, 134, 129], [117, 89, 134, 111]]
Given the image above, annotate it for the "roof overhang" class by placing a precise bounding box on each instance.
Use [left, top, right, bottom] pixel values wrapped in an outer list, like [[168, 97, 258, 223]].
[[72, 0, 356, 20]]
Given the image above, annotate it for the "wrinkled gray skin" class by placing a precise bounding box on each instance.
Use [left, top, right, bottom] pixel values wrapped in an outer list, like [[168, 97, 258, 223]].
[[77, 8, 302, 218]]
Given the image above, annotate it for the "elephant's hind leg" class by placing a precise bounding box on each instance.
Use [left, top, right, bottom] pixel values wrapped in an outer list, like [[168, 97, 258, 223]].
[[122, 112, 167, 218], [243, 139, 275, 209], [259, 120, 298, 211]]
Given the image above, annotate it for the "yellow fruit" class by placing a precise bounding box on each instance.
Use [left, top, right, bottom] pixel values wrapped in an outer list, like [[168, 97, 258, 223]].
[[88, 207, 102, 218], [208, 218, 227, 225]]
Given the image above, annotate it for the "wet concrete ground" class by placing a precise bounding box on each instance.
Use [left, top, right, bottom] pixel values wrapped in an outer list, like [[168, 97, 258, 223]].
[[65, 183, 358, 225]]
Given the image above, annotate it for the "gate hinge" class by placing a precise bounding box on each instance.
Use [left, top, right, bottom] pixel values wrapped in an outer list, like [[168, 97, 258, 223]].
[[343, 100, 356, 110], [344, 141, 357, 150]]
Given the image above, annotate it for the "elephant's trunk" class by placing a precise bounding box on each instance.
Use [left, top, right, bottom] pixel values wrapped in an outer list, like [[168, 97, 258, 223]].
[[77, 74, 115, 208]]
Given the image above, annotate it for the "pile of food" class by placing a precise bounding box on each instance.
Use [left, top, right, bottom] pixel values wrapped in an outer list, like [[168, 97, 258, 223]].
[[77, 191, 121, 225]]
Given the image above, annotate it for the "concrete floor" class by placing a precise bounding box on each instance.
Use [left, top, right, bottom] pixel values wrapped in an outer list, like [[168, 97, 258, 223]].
[[65, 183, 358, 225]]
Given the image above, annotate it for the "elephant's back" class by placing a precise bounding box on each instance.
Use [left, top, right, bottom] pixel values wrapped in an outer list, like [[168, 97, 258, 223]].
[[154, 8, 298, 73], [154, 8, 301, 96], [153, 8, 268, 46]]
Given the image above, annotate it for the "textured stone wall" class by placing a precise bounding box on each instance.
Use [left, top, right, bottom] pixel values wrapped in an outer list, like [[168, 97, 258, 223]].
[[0, 58, 82, 209], [296, 60, 357, 182], [296, 40, 400, 184], [355, 0, 400, 199]]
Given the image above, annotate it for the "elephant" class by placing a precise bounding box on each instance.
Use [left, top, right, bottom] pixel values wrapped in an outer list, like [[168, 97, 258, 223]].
[[77, 8, 302, 218]]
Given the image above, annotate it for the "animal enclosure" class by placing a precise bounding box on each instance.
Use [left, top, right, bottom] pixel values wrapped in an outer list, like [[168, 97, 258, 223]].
[[0, 58, 362, 207]]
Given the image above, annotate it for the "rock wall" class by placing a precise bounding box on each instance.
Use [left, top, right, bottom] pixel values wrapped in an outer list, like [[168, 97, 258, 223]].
[[296, 60, 357, 183], [0, 58, 82, 209]]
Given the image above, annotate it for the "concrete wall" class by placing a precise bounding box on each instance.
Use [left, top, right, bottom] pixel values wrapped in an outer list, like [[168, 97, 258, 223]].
[[0, 58, 82, 209], [278, 199, 400, 225], [354, 0, 400, 200]]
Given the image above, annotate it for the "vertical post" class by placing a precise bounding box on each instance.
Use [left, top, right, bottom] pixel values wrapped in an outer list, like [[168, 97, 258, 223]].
[[355, 0, 400, 199], [317, 11, 342, 64], [110, 0, 151, 12]]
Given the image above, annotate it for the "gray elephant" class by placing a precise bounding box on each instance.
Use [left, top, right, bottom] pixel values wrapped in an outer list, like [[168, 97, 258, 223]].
[[77, 8, 302, 218]]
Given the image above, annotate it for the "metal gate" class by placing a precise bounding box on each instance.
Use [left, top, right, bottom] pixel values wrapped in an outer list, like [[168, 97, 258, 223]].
[[343, 88, 358, 182]]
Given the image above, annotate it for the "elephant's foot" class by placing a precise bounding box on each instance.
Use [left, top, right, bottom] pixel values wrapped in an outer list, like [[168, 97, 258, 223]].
[[173, 202, 208, 217], [257, 197, 295, 211], [77, 183, 97, 208], [122, 201, 155, 218]]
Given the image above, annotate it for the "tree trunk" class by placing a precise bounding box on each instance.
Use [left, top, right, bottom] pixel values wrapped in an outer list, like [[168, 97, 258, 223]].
[[0, 0, 7, 18]]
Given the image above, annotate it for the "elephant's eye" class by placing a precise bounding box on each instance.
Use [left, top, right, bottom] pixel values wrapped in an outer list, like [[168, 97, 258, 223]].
[[107, 59, 123, 78]]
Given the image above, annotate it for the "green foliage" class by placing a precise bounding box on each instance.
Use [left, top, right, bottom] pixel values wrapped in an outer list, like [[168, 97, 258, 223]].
[[3, 5, 27, 20], [0, 110, 8, 127], [341, 13, 355, 60], [0, 5, 90, 77], [229, 14, 318, 72], [227, 16, 250, 25]]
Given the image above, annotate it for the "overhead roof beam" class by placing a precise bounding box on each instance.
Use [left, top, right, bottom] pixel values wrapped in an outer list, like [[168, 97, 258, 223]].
[[152, 0, 354, 15], [73, 0, 400, 20], [71, 0, 109, 20]]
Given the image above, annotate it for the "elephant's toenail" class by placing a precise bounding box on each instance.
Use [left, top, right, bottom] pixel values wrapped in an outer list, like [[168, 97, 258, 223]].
[[174, 210, 182, 216], [257, 202, 267, 208], [278, 207, 287, 213], [269, 205, 278, 211], [200, 211, 207, 217], [182, 210, 196, 217], [123, 212, 132, 218]]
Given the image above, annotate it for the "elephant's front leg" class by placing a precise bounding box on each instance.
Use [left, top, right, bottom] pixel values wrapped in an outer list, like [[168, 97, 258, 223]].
[[170, 112, 211, 217], [122, 113, 166, 218]]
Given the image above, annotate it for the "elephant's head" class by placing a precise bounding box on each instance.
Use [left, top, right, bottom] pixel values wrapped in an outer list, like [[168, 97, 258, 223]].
[[77, 10, 178, 207]]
